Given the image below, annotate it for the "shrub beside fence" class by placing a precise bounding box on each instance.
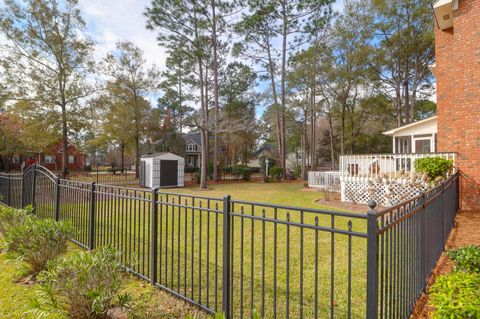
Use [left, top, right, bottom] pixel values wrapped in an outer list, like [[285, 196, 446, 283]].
[[0, 164, 460, 319]]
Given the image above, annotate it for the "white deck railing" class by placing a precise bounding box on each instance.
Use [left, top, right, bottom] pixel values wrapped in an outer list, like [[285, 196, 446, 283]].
[[308, 171, 341, 190], [339, 152, 456, 181]]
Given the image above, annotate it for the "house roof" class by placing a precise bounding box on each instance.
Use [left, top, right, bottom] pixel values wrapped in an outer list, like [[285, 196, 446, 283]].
[[182, 132, 201, 146], [53, 140, 87, 155], [383, 116, 437, 136], [255, 144, 277, 157]]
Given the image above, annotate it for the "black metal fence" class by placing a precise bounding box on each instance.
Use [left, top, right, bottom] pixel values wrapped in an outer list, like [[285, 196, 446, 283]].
[[0, 164, 459, 319], [367, 174, 459, 319], [62, 169, 138, 186]]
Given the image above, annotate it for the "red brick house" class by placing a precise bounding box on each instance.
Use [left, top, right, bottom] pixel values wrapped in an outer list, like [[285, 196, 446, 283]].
[[433, 0, 480, 210], [1, 140, 86, 171], [41, 141, 86, 171]]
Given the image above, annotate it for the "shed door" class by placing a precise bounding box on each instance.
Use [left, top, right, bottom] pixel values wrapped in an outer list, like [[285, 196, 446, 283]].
[[160, 160, 178, 186]]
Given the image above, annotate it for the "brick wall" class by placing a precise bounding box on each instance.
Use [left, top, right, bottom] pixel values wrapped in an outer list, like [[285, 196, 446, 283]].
[[435, 0, 480, 210]]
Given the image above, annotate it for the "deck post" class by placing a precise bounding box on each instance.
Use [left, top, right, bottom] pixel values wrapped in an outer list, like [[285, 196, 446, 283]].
[[366, 200, 378, 319]]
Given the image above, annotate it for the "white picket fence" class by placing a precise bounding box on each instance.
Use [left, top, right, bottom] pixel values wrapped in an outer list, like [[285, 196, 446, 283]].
[[309, 153, 457, 205], [307, 171, 341, 191], [339, 153, 456, 182]]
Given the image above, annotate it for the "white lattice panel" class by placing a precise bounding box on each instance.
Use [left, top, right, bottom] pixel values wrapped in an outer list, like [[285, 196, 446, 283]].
[[342, 178, 428, 206]]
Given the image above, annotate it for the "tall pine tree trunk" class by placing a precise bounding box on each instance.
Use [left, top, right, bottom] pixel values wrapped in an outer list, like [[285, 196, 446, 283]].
[[328, 113, 335, 170], [120, 141, 125, 173], [266, 44, 282, 170], [279, 0, 288, 174], [211, 0, 220, 182]]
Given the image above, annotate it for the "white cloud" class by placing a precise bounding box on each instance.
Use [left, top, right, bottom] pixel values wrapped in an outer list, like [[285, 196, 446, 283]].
[[78, 0, 167, 70], [0, 0, 167, 69]]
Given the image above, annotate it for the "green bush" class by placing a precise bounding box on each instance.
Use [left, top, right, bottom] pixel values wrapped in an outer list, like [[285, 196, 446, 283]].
[[232, 165, 251, 181], [223, 166, 233, 174], [3, 218, 72, 275], [185, 166, 200, 174], [269, 167, 283, 181], [293, 165, 302, 179], [248, 167, 261, 174], [414, 157, 454, 180], [447, 245, 480, 273], [193, 172, 201, 184], [429, 271, 480, 319], [0, 206, 33, 236], [31, 246, 130, 319]]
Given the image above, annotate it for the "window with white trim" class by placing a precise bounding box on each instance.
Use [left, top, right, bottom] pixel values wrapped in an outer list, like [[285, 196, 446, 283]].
[[68, 155, 75, 164], [44, 155, 55, 164], [186, 143, 198, 151]]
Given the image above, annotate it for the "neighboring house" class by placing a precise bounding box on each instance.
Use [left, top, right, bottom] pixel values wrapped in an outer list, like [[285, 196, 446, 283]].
[[0, 140, 86, 171], [182, 132, 202, 168], [41, 141, 86, 171], [252, 144, 329, 172]]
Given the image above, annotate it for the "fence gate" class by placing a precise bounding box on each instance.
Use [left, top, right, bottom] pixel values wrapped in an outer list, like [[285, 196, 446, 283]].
[[20, 164, 58, 219], [32, 165, 58, 219], [21, 164, 36, 208]]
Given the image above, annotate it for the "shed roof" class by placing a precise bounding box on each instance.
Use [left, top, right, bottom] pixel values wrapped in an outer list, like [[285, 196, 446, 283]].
[[141, 152, 184, 160]]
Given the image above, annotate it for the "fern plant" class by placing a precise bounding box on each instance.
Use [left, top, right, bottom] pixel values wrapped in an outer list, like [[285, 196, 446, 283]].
[[31, 246, 130, 319], [3, 218, 72, 275]]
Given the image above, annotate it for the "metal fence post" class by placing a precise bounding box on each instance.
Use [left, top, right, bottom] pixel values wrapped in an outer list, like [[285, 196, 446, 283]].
[[419, 192, 427, 284], [88, 182, 96, 250], [31, 164, 37, 213], [151, 188, 158, 285], [441, 181, 446, 243], [54, 176, 61, 221], [366, 200, 378, 319], [6, 173, 11, 206], [20, 170, 24, 208], [222, 195, 232, 319]]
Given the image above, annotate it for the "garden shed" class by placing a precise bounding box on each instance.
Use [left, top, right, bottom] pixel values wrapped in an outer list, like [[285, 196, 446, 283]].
[[139, 152, 184, 188]]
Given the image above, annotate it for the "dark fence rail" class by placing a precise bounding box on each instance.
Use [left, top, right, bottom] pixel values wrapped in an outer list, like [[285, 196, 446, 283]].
[[369, 173, 459, 319], [61, 169, 138, 186], [0, 164, 459, 319]]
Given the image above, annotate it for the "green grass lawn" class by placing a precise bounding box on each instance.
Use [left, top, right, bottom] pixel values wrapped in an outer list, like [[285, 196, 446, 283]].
[[0, 253, 37, 319], [29, 180, 368, 318]]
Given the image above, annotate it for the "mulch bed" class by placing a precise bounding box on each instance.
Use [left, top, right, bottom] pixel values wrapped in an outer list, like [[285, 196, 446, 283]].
[[411, 210, 480, 318]]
